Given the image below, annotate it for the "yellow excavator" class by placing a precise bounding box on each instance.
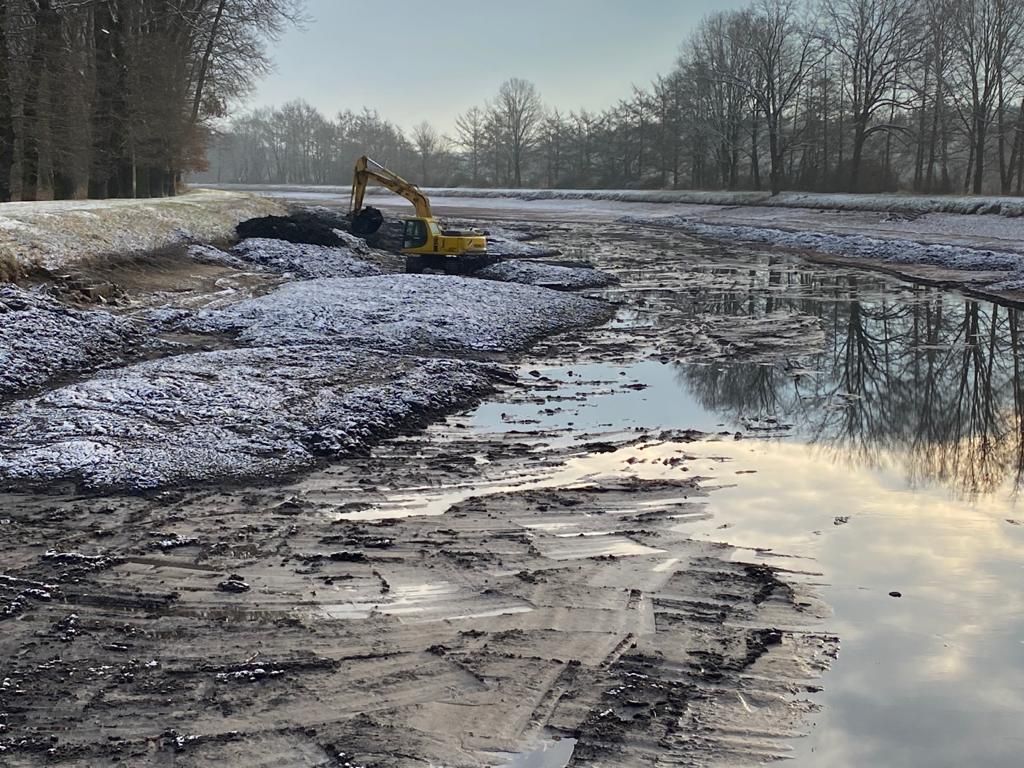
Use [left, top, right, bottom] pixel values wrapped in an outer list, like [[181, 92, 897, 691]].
[[348, 155, 489, 273]]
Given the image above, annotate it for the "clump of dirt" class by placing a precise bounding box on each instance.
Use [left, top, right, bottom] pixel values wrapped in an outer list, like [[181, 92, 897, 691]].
[[236, 213, 344, 247]]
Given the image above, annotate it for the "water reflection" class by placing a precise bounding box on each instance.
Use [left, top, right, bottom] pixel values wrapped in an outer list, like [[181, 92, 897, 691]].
[[674, 262, 1024, 496]]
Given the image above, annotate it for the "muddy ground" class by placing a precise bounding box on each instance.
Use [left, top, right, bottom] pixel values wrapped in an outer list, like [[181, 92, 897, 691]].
[[0, 217, 840, 767]]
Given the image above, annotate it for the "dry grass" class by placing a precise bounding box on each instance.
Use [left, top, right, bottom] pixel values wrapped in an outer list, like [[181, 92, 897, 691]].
[[0, 190, 284, 274], [0, 253, 24, 282]]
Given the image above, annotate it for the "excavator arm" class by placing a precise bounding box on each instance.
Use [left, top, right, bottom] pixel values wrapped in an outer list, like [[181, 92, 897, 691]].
[[350, 155, 433, 220]]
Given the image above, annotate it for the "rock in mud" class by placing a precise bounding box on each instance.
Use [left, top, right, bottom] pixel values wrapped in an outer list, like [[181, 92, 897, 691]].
[[0, 284, 141, 400], [186, 274, 613, 356], [0, 346, 499, 490], [476, 260, 618, 291]]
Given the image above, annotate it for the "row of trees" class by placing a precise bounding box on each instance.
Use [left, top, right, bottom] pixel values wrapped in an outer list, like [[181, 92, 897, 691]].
[[203, 78, 545, 189], [207, 0, 1024, 195], [0, 0, 302, 202]]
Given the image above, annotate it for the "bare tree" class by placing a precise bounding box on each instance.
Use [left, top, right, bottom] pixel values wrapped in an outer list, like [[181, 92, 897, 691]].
[[455, 106, 486, 185], [495, 78, 543, 187], [821, 0, 924, 189], [0, 8, 14, 201], [411, 121, 443, 185], [731, 0, 823, 194], [947, 0, 1024, 193]]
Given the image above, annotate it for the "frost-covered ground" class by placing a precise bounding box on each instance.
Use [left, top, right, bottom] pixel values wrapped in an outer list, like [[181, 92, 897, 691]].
[[472, 225, 562, 258], [219, 238, 383, 279], [185, 274, 612, 354], [201, 182, 1024, 216], [0, 190, 282, 272], [624, 214, 1024, 293], [0, 347, 497, 489], [423, 187, 1024, 216], [476, 260, 618, 291], [0, 285, 141, 399], [0, 271, 610, 489]]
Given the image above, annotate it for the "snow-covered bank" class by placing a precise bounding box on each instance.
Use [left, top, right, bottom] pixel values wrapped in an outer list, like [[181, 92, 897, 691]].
[[425, 187, 1024, 216], [625, 214, 1024, 294], [476, 260, 618, 290], [201, 182, 1024, 217], [0, 190, 283, 272], [224, 238, 383, 278], [0, 273, 611, 489], [183, 274, 613, 354], [0, 347, 497, 489], [0, 285, 141, 400]]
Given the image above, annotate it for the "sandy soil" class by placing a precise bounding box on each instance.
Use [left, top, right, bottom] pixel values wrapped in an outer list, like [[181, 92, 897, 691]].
[[0, 219, 839, 767]]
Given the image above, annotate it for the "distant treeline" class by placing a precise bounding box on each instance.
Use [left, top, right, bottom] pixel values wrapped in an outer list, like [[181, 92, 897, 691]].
[[0, 0, 302, 202], [203, 0, 1024, 196]]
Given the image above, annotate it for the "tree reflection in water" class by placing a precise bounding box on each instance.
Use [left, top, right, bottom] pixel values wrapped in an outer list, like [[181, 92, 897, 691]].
[[674, 261, 1024, 497]]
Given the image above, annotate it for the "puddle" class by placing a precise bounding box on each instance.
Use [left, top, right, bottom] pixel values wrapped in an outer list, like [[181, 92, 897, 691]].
[[435, 256, 1024, 767], [500, 736, 577, 768], [314, 582, 534, 623], [295, 235, 1024, 765]]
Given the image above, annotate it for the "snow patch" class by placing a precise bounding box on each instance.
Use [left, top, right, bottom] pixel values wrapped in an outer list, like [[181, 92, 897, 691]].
[[0, 285, 141, 400], [476, 260, 617, 291], [185, 274, 612, 355], [230, 239, 383, 279], [0, 346, 497, 490]]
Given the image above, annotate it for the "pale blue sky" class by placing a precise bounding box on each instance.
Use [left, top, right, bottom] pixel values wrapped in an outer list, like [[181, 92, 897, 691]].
[[247, 0, 748, 133]]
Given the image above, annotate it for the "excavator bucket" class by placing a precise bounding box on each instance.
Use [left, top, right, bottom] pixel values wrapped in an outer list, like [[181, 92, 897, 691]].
[[350, 206, 384, 236]]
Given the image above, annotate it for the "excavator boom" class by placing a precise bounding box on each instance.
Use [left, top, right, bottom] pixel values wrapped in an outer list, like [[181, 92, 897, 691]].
[[350, 155, 432, 220]]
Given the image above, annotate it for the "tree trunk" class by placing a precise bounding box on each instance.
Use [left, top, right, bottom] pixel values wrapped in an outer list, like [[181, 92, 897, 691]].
[[0, 18, 14, 202], [850, 118, 867, 191], [926, 78, 942, 192], [768, 118, 782, 196], [22, 2, 62, 201], [1007, 100, 1024, 194], [751, 113, 761, 191], [90, 0, 131, 198], [973, 112, 986, 194], [914, 63, 931, 192]]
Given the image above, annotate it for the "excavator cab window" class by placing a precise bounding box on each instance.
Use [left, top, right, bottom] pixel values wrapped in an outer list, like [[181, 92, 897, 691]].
[[403, 219, 428, 249]]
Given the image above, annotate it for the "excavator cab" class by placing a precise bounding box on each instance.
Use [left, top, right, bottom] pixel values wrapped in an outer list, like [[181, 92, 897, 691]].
[[403, 218, 429, 250]]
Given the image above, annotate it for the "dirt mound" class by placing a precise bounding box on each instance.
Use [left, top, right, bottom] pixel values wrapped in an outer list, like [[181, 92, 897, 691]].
[[185, 274, 613, 356], [0, 346, 499, 490], [0, 284, 142, 401], [363, 217, 406, 252], [476, 260, 618, 291], [236, 214, 344, 247], [229, 239, 384, 279]]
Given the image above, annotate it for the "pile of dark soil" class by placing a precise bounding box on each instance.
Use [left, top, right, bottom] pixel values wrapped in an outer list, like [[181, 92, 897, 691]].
[[236, 208, 406, 254], [236, 211, 346, 247]]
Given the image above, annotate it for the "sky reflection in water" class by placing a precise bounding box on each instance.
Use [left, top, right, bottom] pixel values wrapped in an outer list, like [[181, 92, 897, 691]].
[[478, 257, 1024, 767]]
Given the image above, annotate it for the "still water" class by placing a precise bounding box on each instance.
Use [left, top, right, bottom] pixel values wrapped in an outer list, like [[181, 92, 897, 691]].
[[479, 249, 1024, 767]]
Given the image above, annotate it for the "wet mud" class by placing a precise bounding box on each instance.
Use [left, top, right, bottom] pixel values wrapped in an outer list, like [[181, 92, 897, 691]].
[[0, 218, 848, 766]]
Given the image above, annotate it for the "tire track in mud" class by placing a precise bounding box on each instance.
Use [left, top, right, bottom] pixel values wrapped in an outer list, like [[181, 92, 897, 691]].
[[0, 418, 835, 768], [0, 219, 842, 767]]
